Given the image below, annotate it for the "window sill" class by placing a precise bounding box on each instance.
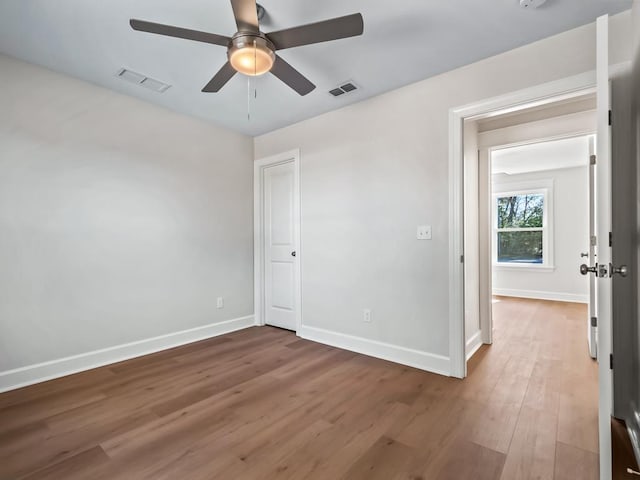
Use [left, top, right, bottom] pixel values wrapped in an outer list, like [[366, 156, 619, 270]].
[[493, 264, 556, 272]]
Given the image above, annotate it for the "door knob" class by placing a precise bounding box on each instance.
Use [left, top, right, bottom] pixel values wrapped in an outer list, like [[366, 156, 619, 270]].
[[580, 252, 589, 258], [580, 264, 597, 276], [291, 251, 296, 257], [611, 264, 628, 277]]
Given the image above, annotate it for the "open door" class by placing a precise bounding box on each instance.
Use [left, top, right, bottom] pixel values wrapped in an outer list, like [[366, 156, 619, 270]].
[[596, 14, 613, 480], [588, 15, 634, 478], [586, 136, 598, 359]]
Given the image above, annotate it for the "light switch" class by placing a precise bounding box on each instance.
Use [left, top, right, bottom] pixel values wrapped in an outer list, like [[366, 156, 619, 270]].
[[417, 225, 432, 240]]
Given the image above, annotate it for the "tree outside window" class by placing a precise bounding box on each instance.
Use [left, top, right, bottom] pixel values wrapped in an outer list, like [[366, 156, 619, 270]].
[[496, 193, 545, 264]]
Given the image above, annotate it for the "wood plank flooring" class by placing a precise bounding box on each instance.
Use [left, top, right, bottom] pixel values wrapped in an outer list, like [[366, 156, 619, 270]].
[[612, 418, 640, 479], [0, 297, 598, 479]]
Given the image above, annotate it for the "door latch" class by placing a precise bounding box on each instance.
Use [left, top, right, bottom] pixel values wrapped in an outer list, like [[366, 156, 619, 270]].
[[582, 263, 628, 278], [598, 263, 609, 278]]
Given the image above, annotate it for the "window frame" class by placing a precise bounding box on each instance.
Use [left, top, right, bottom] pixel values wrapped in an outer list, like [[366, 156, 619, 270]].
[[492, 180, 554, 271]]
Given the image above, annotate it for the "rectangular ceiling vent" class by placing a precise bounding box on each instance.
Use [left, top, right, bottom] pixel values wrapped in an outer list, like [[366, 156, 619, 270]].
[[329, 81, 358, 97], [116, 68, 171, 93]]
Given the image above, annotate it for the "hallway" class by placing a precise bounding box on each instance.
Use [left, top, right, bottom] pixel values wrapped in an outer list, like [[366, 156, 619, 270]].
[[480, 296, 598, 479]]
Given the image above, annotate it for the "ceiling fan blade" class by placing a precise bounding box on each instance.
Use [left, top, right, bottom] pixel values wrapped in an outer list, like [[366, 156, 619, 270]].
[[266, 13, 363, 51], [202, 62, 237, 92], [230, 0, 260, 32], [130, 19, 230, 47], [270, 55, 315, 96]]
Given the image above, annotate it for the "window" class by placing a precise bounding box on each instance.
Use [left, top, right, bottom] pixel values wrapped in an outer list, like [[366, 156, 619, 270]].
[[493, 185, 553, 269]]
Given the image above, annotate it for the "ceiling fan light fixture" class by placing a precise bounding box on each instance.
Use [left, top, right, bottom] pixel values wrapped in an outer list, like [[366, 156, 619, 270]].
[[130, 2, 364, 95], [228, 35, 275, 76]]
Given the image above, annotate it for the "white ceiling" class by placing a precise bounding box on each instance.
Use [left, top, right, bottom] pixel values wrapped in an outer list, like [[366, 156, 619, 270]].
[[0, 0, 631, 136], [492, 135, 592, 175]]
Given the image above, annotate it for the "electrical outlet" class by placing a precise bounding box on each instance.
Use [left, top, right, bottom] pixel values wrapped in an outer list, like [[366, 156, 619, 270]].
[[417, 225, 432, 240], [363, 309, 371, 323], [216, 297, 224, 309]]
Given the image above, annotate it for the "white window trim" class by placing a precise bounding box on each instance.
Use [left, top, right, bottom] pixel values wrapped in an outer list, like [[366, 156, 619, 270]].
[[492, 179, 555, 271]]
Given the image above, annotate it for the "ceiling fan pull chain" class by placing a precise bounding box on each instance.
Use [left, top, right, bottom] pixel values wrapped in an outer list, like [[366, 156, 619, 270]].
[[246, 39, 258, 121], [247, 75, 251, 121]]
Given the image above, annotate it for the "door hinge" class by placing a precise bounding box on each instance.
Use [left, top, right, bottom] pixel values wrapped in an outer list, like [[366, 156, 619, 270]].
[[590, 154, 596, 165], [591, 235, 597, 246], [591, 317, 597, 327], [610, 353, 614, 370], [460, 255, 464, 263], [609, 109, 613, 126], [609, 232, 612, 247]]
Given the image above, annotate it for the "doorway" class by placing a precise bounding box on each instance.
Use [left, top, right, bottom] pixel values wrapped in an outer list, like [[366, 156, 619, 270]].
[[461, 87, 597, 371], [485, 129, 596, 347], [450, 15, 628, 479], [254, 149, 301, 332], [458, 92, 604, 479], [463, 102, 597, 365]]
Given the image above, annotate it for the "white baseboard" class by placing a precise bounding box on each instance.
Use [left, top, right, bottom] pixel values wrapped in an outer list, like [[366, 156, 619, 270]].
[[298, 325, 450, 376], [466, 330, 483, 361], [493, 288, 588, 304], [0, 315, 255, 393]]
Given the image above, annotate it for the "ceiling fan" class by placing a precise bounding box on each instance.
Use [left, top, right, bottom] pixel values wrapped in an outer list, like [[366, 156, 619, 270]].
[[129, 0, 364, 96]]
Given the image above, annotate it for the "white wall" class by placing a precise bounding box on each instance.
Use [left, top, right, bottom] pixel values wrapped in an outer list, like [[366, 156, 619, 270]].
[[254, 12, 631, 373], [492, 167, 590, 303], [0, 55, 255, 387]]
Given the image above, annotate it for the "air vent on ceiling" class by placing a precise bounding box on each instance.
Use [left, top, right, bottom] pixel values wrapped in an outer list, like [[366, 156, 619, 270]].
[[116, 68, 171, 93], [329, 81, 359, 97]]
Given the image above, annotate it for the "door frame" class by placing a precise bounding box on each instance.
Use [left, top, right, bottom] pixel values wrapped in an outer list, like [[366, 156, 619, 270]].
[[254, 149, 302, 332], [449, 70, 598, 379]]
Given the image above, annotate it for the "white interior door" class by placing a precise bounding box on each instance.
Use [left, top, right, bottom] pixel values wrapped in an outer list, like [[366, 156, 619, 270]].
[[587, 135, 598, 359], [263, 161, 298, 331], [596, 14, 612, 480]]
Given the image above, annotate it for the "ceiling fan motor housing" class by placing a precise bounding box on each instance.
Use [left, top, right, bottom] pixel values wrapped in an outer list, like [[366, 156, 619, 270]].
[[227, 33, 276, 76]]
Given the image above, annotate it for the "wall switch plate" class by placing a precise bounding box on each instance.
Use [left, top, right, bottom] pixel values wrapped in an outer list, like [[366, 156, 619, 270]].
[[216, 297, 224, 309], [417, 225, 432, 240], [363, 309, 371, 323]]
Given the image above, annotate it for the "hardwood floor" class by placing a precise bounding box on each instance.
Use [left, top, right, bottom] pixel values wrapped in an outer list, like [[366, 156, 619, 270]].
[[612, 418, 640, 479], [0, 297, 598, 479]]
